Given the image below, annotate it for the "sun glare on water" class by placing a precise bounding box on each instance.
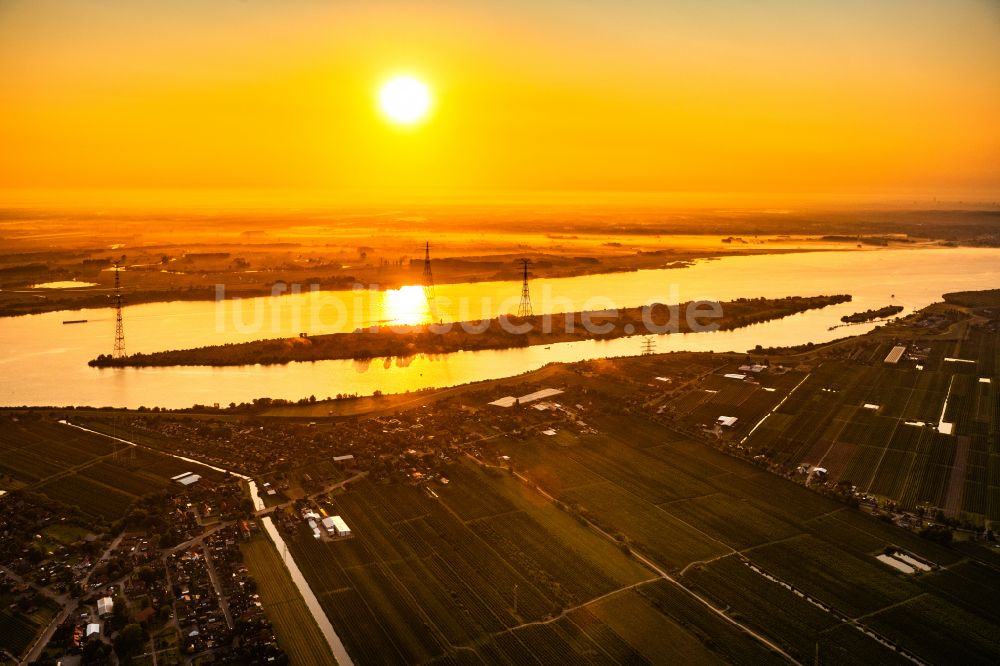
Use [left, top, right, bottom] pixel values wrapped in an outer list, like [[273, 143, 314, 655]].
[[384, 285, 431, 325], [378, 76, 432, 125]]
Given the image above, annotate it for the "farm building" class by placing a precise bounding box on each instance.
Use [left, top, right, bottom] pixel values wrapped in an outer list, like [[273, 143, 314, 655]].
[[86, 623, 101, 638], [883, 345, 906, 364], [723, 373, 747, 380], [877, 553, 916, 574], [172, 472, 201, 486], [322, 515, 351, 537], [717, 416, 738, 427], [333, 454, 354, 462], [321, 516, 336, 536], [489, 388, 564, 408]]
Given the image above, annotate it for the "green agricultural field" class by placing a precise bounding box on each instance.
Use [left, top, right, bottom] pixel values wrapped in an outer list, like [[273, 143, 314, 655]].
[[0, 414, 218, 522], [37, 474, 137, 521], [683, 555, 842, 660], [479, 405, 1000, 665], [285, 462, 766, 664], [738, 329, 999, 524], [283, 408, 1000, 666], [744, 534, 922, 617], [588, 588, 778, 665], [660, 493, 800, 550], [0, 596, 58, 662], [560, 481, 729, 568], [0, 610, 43, 661], [865, 594, 1000, 665], [242, 533, 334, 666]]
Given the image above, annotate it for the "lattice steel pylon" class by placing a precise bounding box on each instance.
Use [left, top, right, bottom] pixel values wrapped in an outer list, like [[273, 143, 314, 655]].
[[517, 258, 533, 317], [641, 338, 656, 355], [112, 262, 126, 359], [421, 241, 437, 318]]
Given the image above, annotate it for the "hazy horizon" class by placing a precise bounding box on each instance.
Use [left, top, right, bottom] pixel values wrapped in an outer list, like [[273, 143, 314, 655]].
[[3, 187, 1000, 212], [2, 0, 999, 205]]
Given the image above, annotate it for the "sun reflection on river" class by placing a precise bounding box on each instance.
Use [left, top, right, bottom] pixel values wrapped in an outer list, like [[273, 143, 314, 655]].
[[383, 285, 431, 325]]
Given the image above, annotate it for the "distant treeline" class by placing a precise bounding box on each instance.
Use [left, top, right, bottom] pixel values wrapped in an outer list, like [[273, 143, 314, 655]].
[[840, 305, 904, 323], [943, 289, 1000, 309], [90, 294, 850, 368]]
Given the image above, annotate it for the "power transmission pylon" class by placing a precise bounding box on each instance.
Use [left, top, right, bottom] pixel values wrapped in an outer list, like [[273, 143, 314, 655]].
[[112, 261, 126, 359], [516, 259, 533, 317], [641, 338, 656, 355], [421, 241, 437, 319]]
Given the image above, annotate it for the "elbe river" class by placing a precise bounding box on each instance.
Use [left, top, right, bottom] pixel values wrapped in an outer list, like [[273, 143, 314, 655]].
[[1, 248, 997, 409]]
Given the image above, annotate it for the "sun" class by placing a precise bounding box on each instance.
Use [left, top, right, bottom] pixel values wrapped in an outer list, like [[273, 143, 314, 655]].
[[378, 76, 432, 125]]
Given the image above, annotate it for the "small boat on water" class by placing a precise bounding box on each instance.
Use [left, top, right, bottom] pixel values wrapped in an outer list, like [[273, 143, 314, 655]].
[[62, 319, 88, 325]]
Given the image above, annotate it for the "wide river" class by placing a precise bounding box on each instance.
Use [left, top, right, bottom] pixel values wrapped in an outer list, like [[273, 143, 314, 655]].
[[1, 248, 997, 409]]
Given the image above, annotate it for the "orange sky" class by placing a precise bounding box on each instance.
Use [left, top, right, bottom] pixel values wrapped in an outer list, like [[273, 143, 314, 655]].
[[1, 0, 999, 206]]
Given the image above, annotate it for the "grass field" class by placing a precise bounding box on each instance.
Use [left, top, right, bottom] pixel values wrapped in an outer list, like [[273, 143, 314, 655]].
[[241, 533, 335, 666]]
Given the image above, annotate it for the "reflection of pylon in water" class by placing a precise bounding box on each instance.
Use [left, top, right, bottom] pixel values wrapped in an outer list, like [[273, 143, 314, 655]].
[[641, 338, 656, 355], [517, 259, 533, 317], [421, 241, 437, 319]]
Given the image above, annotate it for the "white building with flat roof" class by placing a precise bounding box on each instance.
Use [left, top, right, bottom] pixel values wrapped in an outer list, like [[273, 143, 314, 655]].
[[489, 388, 564, 408], [327, 515, 351, 537], [97, 596, 113, 617], [172, 472, 201, 486]]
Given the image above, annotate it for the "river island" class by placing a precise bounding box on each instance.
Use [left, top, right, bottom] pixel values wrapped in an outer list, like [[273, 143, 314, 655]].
[[90, 294, 851, 367]]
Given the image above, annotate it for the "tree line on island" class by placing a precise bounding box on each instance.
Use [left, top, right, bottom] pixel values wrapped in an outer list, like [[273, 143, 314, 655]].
[[840, 304, 904, 323], [90, 294, 852, 368]]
